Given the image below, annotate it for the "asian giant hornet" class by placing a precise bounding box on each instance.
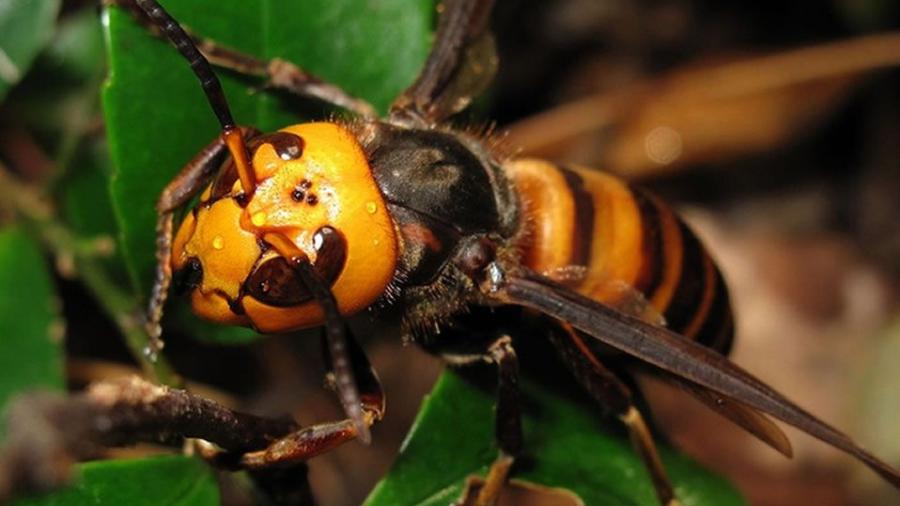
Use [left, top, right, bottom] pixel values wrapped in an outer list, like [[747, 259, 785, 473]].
[[107, 0, 900, 504]]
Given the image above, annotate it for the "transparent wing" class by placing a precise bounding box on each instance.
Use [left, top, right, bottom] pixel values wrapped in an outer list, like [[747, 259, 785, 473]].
[[488, 269, 900, 487]]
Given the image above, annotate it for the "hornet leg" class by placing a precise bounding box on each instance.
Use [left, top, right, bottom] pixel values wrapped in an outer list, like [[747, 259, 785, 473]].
[[205, 325, 385, 469], [473, 335, 522, 506], [389, 0, 498, 126], [549, 324, 681, 506]]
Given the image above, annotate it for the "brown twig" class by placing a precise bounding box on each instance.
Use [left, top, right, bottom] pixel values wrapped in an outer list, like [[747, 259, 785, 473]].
[[0, 376, 299, 502]]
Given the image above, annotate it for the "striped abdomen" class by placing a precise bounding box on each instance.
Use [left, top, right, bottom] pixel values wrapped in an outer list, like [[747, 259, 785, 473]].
[[505, 158, 733, 355]]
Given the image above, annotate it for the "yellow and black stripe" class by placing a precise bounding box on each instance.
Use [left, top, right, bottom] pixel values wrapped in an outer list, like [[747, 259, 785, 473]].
[[505, 158, 733, 355]]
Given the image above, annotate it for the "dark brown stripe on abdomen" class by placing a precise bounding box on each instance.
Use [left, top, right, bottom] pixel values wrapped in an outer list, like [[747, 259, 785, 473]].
[[694, 270, 734, 355], [559, 166, 595, 268], [630, 188, 665, 298], [662, 221, 708, 334]]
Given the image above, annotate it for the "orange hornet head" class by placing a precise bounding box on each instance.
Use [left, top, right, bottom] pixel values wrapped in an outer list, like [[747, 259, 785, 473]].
[[171, 122, 398, 333]]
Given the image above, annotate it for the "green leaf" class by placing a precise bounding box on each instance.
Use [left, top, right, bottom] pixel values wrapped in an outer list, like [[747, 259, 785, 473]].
[[0, 227, 64, 430], [102, 0, 433, 299], [59, 138, 119, 244], [365, 370, 746, 506], [0, 0, 61, 100], [8, 7, 106, 134], [11, 455, 219, 506]]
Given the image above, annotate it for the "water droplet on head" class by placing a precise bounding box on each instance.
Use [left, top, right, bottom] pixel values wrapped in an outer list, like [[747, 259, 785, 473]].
[[212, 235, 224, 250], [251, 211, 267, 227], [365, 201, 377, 214]]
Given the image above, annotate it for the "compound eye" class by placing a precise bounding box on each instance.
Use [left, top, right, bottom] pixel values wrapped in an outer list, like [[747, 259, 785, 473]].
[[245, 256, 307, 306], [311, 226, 347, 281], [455, 237, 496, 277], [250, 131, 305, 161], [244, 226, 347, 307], [269, 133, 304, 160]]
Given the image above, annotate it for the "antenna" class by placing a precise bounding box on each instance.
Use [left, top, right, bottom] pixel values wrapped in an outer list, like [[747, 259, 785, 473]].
[[133, 0, 256, 195]]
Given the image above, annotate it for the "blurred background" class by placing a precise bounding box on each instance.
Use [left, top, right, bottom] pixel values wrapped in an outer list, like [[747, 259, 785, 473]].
[[492, 1, 900, 505], [2, 0, 900, 505]]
